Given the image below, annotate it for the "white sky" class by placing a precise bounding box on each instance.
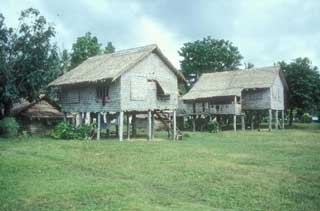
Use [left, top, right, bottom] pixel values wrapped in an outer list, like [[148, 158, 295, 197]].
[[1, 0, 319, 69]]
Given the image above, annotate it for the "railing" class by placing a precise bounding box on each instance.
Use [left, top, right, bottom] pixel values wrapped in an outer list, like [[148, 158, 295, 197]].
[[186, 103, 242, 115]]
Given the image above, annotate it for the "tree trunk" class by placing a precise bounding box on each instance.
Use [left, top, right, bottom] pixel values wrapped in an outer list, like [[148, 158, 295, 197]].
[[289, 108, 293, 126]]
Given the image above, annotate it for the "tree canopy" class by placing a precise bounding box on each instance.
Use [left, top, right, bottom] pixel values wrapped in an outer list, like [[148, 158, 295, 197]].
[[70, 32, 101, 68], [279, 58, 320, 124], [104, 42, 115, 54], [70, 33, 115, 69], [179, 36, 243, 81], [0, 8, 61, 117]]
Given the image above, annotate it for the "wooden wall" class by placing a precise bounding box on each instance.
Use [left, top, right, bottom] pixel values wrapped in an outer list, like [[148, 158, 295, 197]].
[[58, 52, 178, 113]]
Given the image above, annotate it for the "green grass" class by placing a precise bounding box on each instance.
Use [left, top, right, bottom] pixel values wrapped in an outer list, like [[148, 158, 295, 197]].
[[1, 123, 320, 211]]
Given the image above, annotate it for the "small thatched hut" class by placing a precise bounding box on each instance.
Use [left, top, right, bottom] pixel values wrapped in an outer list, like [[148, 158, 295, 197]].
[[182, 66, 288, 131], [12, 95, 74, 134], [49, 44, 185, 141]]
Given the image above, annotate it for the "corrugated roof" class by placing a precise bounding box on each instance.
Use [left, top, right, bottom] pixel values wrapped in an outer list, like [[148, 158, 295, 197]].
[[183, 66, 286, 100], [49, 44, 185, 86]]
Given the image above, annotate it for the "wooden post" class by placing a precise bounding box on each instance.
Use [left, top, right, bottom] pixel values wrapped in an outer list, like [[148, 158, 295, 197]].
[[132, 113, 136, 137], [192, 115, 196, 132], [127, 113, 130, 140], [151, 111, 154, 140], [275, 110, 279, 129], [63, 112, 67, 122], [76, 112, 81, 126], [148, 110, 152, 141], [233, 115, 237, 132], [106, 112, 110, 137], [269, 109, 272, 131], [281, 110, 285, 129], [251, 113, 254, 131], [97, 112, 101, 140], [86, 112, 91, 125], [241, 115, 245, 131], [173, 110, 177, 140], [119, 111, 124, 141]]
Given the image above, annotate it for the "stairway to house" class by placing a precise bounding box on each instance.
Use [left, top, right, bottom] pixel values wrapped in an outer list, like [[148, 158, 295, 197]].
[[154, 111, 183, 140]]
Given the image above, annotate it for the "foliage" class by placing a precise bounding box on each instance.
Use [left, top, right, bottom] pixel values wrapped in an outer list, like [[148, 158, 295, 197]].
[[179, 36, 243, 84], [70, 32, 101, 68], [60, 49, 70, 72], [104, 41, 115, 54], [302, 113, 312, 123], [208, 119, 220, 133], [0, 117, 19, 137], [279, 58, 320, 125], [50, 122, 96, 140], [0, 8, 61, 117], [70, 32, 116, 69]]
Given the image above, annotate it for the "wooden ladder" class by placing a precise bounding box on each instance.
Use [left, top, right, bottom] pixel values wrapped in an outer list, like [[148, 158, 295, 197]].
[[154, 111, 183, 140]]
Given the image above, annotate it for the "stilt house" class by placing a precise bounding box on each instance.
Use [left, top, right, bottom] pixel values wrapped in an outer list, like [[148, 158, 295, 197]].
[[49, 44, 185, 141], [182, 66, 288, 131]]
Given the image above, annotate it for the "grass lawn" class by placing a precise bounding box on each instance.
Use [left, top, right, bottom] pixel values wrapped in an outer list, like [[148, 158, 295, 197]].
[[1, 124, 320, 210]]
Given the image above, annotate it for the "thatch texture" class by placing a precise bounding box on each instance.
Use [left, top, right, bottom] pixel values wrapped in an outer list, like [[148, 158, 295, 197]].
[[49, 44, 185, 86], [12, 96, 72, 119], [183, 66, 287, 101]]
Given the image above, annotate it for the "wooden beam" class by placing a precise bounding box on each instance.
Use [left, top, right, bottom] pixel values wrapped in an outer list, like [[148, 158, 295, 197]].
[[97, 112, 101, 140], [151, 111, 154, 140], [132, 113, 137, 137], [241, 115, 245, 131], [251, 113, 254, 131], [119, 111, 124, 141], [127, 113, 130, 140], [148, 110, 152, 141], [192, 115, 196, 132], [281, 110, 285, 129], [173, 110, 177, 140], [275, 110, 279, 129], [269, 109, 272, 131], [106, 112, 110, 137], [63, 112, 67, 122]]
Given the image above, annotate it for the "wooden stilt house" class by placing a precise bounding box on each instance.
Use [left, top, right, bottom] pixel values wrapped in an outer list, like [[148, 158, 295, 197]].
[[49, 44, 185, 141], [182, 66, 288, 131]]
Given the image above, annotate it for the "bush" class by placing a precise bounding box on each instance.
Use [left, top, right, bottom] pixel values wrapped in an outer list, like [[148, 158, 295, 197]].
[[51, 122, 96, 140], [302, 113, 312, 123], [208, 119, 219, 133], [0, 117, 19, 138]]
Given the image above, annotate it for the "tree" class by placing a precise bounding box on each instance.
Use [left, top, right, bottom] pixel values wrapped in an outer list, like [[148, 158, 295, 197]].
[[61, 49, 70, 72], [0, 8, 61, 117], [104, 41, 115, 54], [179, 36, 243, 82], [0, 14, 16, 118], [279, 58, 320, 125], [244, 62, 254, 69], [70, 32, 101, 68]]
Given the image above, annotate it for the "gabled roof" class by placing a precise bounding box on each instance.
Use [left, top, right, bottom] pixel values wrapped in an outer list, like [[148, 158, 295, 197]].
[[182, 66, 288, 101], [12, 95, 72, 119], [49, 44, 185, 86]]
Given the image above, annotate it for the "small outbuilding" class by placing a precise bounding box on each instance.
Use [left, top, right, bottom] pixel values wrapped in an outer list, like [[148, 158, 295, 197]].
[[182, 66, 288, 131], [12, 95, 74, 134], [49, 44, 185, 141]]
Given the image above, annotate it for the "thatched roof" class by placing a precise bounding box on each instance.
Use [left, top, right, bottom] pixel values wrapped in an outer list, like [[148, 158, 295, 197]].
[[12, 95, 73, 119], [49, 44, 185, 86], [182, 66, 288, 101]]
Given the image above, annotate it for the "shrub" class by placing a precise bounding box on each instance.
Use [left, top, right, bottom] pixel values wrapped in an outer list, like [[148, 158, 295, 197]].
[[50, 122, 96, 140], [302, 113, 312, 123], [208, 119, 220, 133], [0, 117, 19, 138]]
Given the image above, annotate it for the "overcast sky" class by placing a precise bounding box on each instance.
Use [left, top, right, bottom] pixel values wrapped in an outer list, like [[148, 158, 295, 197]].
[[1, 0, 319, 68]]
